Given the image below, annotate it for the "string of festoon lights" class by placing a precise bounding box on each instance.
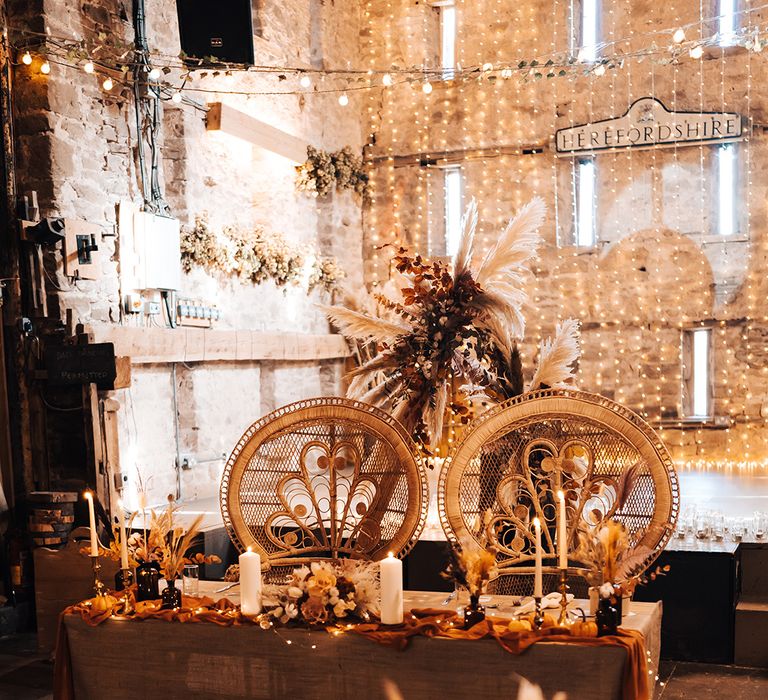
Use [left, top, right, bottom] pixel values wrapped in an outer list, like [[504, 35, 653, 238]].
[[10, 5, 768, 105]]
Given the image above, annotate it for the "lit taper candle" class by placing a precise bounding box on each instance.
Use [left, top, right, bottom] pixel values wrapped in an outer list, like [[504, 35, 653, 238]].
[[557, 490, 568, 570], [118, 499, 129, 570], [379, 551, 403, 624], [84, 491, 98, 557], [533, 517, 543, 598]]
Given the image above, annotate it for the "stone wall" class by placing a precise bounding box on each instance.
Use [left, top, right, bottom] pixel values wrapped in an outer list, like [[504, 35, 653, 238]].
[[362, 0, 768, 466], [9, 0, 365, 507]]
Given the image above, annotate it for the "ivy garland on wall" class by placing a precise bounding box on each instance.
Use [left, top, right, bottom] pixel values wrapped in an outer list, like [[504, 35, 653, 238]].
[[180, 217, 344, 293], [296, 146, 371, 201]]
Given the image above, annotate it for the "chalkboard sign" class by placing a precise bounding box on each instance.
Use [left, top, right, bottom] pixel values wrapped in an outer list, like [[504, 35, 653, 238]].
[[45, 343, 117, 389]]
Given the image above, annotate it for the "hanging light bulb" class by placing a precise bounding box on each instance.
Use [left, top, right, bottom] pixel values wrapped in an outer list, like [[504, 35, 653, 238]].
[[148, 67, 161, 81], [338, 93, 349, 106], [673, 28, 686, 44], [482, 62, 493, 72], [22, 51, 32, 65], [689, 45, 704, 59], [83, 60, 95, 74], [501, 68, 513, 79], [40, 61, 51, 75], [422, 80, 433, 94], [102, 76, 113, 90], [300, 74, 311, 88], [382, 73, 393, 87], [171, 91, 182, 104], [594, 63, 606, 76]]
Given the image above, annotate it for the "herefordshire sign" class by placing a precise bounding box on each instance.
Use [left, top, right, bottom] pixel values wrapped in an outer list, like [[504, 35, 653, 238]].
[[555, 97, 744, 155]]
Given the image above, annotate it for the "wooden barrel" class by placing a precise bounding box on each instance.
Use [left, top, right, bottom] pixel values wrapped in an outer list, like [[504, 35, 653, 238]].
[[27, 491, 79, 548]]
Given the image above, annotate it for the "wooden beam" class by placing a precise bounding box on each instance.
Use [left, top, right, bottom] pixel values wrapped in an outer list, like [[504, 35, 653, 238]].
[[206, 102, 309, 163], [84, 324, 350, 365]]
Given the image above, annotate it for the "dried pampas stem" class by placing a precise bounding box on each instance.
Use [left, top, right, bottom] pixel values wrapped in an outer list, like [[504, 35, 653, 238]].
[[475, 197, 545, 287], [452, 198, 478, 279], [529, 318, 581, 391], [319, 304, 409, 343]]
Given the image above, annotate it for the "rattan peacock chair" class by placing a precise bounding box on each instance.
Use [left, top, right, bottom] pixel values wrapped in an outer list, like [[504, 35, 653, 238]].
[[438, 389, 680, 598], [220, 397, 428, 583]]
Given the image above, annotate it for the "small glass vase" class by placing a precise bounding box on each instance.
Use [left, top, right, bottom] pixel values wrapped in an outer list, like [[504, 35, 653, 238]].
[[135, 561, 161, 601], [161, 578, 182, 610], [596, 596, 620, 636], [463, 594, 486, 630]]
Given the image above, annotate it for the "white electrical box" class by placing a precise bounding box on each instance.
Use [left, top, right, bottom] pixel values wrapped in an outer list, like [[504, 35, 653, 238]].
[[132, 211, 181, 291]]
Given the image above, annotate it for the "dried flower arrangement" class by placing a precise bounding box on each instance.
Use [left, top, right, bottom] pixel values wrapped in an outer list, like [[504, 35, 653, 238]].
[[296, 145, 371, 201], [321, 199, 581, 452], [442, 527, 499, 606], [97, 495, 220, 581], [259, 560, 379, 627], [180, 216, 344, 293], [574, 519, 669, 600]]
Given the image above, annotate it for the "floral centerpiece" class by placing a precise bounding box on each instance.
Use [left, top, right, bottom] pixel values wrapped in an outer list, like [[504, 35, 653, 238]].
[[321, 199, 581, 454], [261, 560, 379, 627]]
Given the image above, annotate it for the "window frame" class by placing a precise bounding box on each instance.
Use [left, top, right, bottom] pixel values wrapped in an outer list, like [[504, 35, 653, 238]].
[[574, 157, 597, 247], [682, 327, 714, 421], [715, 142, 738, 237], [574, 0, 601, 62], [718, 0, 739, 47], [443, 165, 463, 257]]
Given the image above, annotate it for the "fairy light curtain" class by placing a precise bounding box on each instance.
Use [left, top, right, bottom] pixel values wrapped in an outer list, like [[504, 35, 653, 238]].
[[361, 0, 768, 472]]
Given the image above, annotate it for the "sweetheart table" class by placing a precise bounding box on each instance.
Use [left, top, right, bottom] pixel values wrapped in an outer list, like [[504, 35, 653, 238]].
[[56, 586, 661, 700]]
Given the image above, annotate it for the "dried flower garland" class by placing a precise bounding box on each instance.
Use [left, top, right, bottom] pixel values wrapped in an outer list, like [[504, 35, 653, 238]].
[[180, 216, 344, 293], [296, 146, 371, 201]]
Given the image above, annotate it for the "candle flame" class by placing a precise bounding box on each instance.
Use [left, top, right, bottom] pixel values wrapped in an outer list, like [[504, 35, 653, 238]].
[[533, 517, 541, 528], [247, 546, 252, 553], [84, 490, 93, 501], [557, 489, 564, 500], [387, 551, 394, 558]]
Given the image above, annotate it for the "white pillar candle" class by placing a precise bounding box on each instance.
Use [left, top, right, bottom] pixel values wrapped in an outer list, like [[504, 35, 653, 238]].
[[533, 517, 543, 598], [379, 551, 403, 625], [84, 491, 98, 557], [239, 547, 262, 615], [557, 490, 568, 570], [118, 499, 129, 570]]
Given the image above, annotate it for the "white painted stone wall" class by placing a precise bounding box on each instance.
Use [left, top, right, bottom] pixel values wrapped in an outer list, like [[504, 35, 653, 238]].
[[11, 0, 364, 508]]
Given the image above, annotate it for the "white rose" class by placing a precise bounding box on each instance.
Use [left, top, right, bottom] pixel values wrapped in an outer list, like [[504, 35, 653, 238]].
[[599, 582, 614, 599]]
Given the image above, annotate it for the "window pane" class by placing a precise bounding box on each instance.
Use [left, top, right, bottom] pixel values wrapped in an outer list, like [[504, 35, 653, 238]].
[[692, 329, 711, 417], [441, 6, 456, 79], [581, 0, 598, 61], [718, 144, 736, 236], [444, 168, 462, 256], [577, 159, 595, 246], [719, 0, 737, 46]]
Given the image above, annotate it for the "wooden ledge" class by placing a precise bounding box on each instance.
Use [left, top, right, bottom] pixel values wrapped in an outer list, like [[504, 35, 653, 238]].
[[85, 324, 350, 364]]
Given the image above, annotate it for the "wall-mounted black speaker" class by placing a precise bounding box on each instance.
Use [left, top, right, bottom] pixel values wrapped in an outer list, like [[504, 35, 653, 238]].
[[176, 0, 255, 66]]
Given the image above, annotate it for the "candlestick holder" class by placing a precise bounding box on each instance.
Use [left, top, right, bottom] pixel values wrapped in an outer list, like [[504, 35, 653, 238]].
[[115, 569, 135, 615], [557, 568, 572, 627], [115, 567, 134, 592], [90, 555, 107, 598], [532, 596, 544, 630]]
